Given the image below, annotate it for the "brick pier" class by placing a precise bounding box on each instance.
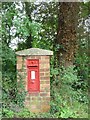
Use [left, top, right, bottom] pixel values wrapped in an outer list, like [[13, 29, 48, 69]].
[[16, 48, 53, 113]]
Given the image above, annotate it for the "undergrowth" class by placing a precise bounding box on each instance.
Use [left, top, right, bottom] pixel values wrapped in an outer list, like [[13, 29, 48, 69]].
[[2, 65, 88, 118]]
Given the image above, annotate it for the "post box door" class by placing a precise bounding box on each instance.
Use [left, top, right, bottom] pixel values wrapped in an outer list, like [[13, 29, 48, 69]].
[[27, 59, 40, 92]]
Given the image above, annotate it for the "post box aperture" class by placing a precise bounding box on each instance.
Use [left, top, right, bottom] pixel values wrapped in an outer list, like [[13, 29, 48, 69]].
[[27, 59, 40, 93]]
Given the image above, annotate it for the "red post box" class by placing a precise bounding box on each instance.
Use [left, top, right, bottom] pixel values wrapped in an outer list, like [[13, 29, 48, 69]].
[[26, 59, 40, 93]]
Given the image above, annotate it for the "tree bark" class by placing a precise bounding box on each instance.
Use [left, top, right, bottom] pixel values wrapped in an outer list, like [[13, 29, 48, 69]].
[[56, 2, 79, 67], [24, 2, 33, 48]]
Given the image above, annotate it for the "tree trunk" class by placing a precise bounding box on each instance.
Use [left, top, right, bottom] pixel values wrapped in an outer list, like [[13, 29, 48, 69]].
[[25, 2, 33, 48], [56, 2, 79, 67]]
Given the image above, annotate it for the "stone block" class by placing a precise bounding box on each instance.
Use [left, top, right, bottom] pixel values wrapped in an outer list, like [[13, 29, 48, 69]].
[[41, 104, 50, 112], [17, 64, 22, 70]]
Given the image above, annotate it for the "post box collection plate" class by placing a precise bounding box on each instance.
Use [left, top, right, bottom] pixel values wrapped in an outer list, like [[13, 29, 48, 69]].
[[27, 59, 40, 93]]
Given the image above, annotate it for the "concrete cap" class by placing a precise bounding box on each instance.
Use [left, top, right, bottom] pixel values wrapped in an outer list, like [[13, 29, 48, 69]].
[[16, 48, 53, 56]]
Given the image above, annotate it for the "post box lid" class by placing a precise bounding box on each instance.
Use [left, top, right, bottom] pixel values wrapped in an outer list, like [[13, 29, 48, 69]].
[[16, 48, 53, 56]]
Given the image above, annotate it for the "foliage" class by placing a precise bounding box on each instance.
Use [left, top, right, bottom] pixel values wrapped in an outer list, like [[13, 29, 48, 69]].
[[50, 65, 88, 118], [2, 43, 16, 107], [16, 108, 31, 118], [2, 2, 27, 109], [2, 47, 26, 118], [2, 108, 14, 118], [2, 2, 17, 46], [29, 2, 58, 50], [2, 43, 27, 111], [14, 16, 42, 46], [1, 2, 89, 118], [15, 72, 27, 107]]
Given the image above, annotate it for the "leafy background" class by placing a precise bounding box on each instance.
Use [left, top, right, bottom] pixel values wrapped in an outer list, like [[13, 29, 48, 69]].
[[1, 1, 89, 118]]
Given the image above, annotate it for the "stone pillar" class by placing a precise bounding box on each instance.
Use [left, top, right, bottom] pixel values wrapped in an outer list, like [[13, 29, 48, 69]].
[[16, 48, 53, 113]]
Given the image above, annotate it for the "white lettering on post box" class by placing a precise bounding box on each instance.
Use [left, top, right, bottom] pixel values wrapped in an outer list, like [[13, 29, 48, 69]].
[[31, 71, 35, 79]]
